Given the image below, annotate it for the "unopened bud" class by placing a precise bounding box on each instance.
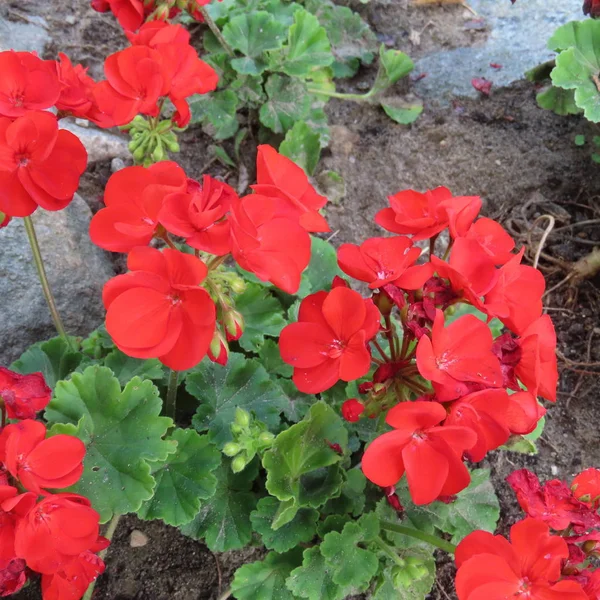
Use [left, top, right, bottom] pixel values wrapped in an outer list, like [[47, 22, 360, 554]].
[[234, 408, 250, 428], [208, 330, 229, 366], [230, 277, 247, 294], [258, 432, 274, 446], [231, 455, 247, 473], [153, 4, 170, 20], [372, 291, 394, 316], [583, 540, 598, 554], [0, 211, 11, 229], [223, 310, 244, 342], [223, 442, 241, 457]]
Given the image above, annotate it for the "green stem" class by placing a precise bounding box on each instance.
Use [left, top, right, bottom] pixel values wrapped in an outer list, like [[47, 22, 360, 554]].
[[307, 87, 375, 102], [200, 6, 235, 57], [381, 520, 456, 554], [373, 536, 406, 568], [23, 216, 73, 348], [166, 369, 179, 420], [82, 514, 122, 600]]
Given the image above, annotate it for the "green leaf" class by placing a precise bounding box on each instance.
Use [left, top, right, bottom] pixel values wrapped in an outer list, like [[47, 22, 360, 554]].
[[320, 521, 379, 588], [277, 378, 313, 423], [373, 46, 414, 95], [46, 366, 175, 522], [536, 85, 581, 116], [235, 283, 288, 351], [180, 461, 258, 551], [212, 144, 236, 167], [11, 336, 85, 388], [286, 546, 350, 600], [260, 74, 311, 133], [188, 353, 287, 448], [381, 99, 423, 125], [250, 497, 318, 552], [550, 20, 600, 122], [81, 325, 115, 359], [282, 10, 334, 77], [575, 134, 586, 146], [137, 428, 221, 526], [259, 340, 293, 379], [190, 90, 239, 139], [279, 121, 322, 175], [373, 550, 435, 600], [103, 349, 164, 386], [323, 469, 367, 517], [503, 415, 546, 455], [302, 236, 344, 294], [263, 402, 347, 524], [232, 550, 303, 600]]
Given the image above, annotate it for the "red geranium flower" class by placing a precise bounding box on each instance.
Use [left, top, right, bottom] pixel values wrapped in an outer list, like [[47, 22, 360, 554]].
[[515, 315, 558, 402], [416, 309, 503, 401], [55, 53, 96, 118], [341, 398, 365, 422], [0, 558, 27, 597], [0, 111, 87, 217], [91, 0, 146, 32], [279, 287, 380, 393], [42, 550, 106, 600], [0, 368, 51, 420], [572, 469, 600, 508], [455, 518, 588, 600], [126, 21, 191, 46], [484, 248, 546, 335], [159, 176, 236, 255], [90, 162, 187, 252], [361, 401, 477, 505], [0, 420, 85, 495], [463, 217, 515, 265], [337, 236, 433, 290], [251, 145, 329, 233], [0, 51, 60, 118], [14, 493, 102, 574], [444, 388, 510, 462], [505, 390, 546, 435], [103, 247, 216, 370], [230, 194, 311, 294], [507, 469, 600, 532]]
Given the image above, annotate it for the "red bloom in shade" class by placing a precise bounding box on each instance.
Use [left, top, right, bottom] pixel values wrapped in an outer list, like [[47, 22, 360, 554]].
[[580, 571, 600, 600], [159, 176, 236, 255], [375, 187, 480, 241], [0, 368, 51, 420], [279, 287, 380, 393], [463, 217, 515, 265], [361, 401, 477, 505], [42, 551, 106, 600], [0, 420, 85, 495], [484, 248, 546, 334], [14, 494, 102, 574], [416, 309, 503, 401], [572, 469, 600, 508], [0, 111, 87, 217], [455, 518, 587, 600], [251, 145, 329, 233], [337, 236, 433, 290], [445, 388, 510, 462], [93, 46, 167, 126], [89, 162, 187, 252], [230, 194, 311, 294], [515, 315, 558, 402], [507, 470, 600, 533], [431, 238, 499, 311], [103, 247, 216, 370], [55, 53, 96, 119], [0, 558, 27, 597], [341, 399, 365, 422], [0, 51, 60, 118]]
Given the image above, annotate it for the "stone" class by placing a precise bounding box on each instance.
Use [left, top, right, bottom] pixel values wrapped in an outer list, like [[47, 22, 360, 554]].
[[0, 195, 115, 366], [130, 530, 149, 548], [0, 14, 49, 55], [60, 120, 131, 164]]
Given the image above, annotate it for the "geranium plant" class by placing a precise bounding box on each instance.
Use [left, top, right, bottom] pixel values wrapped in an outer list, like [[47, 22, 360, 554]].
[[1, 10, 600, 600]]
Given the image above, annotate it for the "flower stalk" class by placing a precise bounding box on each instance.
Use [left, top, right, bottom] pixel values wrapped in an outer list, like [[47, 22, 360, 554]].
[[199, 6, 235, 57], [380, 520, 457, 554], [166, 369, 179, 420]]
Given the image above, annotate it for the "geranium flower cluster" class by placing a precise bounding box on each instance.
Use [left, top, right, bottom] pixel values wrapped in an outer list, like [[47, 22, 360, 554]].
[[0, 369, 106, 600], [455, 468, 600, 599], [280, 185, 556, 506], [92, 145, 329, 371]]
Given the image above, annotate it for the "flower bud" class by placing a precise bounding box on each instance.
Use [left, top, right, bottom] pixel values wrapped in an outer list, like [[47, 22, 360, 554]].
[[222, 442, 241, 457], [223, 310, 244, 342], [230, 276, 247, 295], [153, 3, 171, 20], [231, 455, 247, 473], [258, 431, 274, 446], [91, 0, 111, 12], [208, 330, 229, 366], [234, 407, 250, 428], [0, 211, 11, 229], [341, 398, 365, 423]]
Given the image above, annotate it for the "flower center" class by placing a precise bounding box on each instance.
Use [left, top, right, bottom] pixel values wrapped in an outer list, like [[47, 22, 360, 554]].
[[169, 293, 182, 306], [327, 339, 346, 359]]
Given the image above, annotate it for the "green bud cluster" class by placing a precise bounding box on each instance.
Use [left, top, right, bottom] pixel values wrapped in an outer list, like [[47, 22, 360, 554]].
[[125, 116, 181, 167], [391, 556, 430, 588], [222, 408, 275, 473]]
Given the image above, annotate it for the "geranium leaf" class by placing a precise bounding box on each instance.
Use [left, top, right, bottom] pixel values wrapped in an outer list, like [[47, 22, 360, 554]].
[[258, 340, 293, 379], [263, 402, 347, 525], [286, 546, 350, 600], [281, 10, 334, 77], [46, 366, 175, 522], [180, 460, 258, 552], [187, 353, 287, 448], [302, 236, 343, 294], [11, 336, 85, 389], [190, 90, 240, 139], [235, 283, 287, 351], [323, 468, 367, 517], [381, 100, 423, 125], [502, 416, 545, 455], [103, 349, 164, 386], [137, 428, 221, 527], [250, 496, 319, 552], [277, 378, 313, 423], [222, 12, 286, 58], [373, 46, 414, 94], [260, 74, 311, 133], [536, 85, 581, 116], [231, 549, 303, 600], [279, 121, 322, 175]]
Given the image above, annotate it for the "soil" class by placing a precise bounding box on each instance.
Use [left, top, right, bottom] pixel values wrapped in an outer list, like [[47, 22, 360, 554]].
[[7, 0, 600, 598]]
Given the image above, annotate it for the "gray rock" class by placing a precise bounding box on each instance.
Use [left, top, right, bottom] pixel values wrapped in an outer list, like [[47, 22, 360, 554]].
[[0, 195, 115, 366], [0, 15, 49, 55], [60, 120, 131, 164]]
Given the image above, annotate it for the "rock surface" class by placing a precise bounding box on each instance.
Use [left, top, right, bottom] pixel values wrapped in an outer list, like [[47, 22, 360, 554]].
[[0, 12, 49, 54], [60, 120, 131, 164], [0, 195, 115, 366]]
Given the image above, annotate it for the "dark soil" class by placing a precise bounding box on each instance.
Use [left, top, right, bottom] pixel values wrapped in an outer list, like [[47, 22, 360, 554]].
[[8, 0, 600, 598]]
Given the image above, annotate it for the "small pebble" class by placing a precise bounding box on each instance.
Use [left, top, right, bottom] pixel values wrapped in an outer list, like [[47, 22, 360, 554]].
[[111, 157, 126, 173], [130, 530, 149, 548], [551, 465, 559, 476]]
